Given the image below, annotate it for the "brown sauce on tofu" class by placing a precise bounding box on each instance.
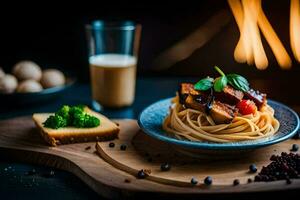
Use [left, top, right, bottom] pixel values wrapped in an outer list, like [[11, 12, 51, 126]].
[[178, 83, 267, 124], [244, 89, 266, 109], [214, 85, 244, 105]]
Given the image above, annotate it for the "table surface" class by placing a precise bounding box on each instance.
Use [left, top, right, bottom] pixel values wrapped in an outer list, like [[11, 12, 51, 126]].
[[0, 77, 299, 199], [0, 77, 187, 200]]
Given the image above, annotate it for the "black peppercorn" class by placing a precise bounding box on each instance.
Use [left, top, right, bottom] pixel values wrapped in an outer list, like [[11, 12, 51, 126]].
[[85, 146, 91, 150], [120, 144, 127, 151], [255, 152, 300, 183], [233, 179, 240, 186], [191, 177, 198, 185], [286, 178, 292, 184], [124, 178, 131, 183], [160, 163, 171, 171], [249, 164, 257, 173], [204, 176, 212, 185], [291, 144, 299, 152], [247, 178, 252, 183], [109, 142, 115, 148], [137, 170, 146, 179], [254, 175, 261, 181]]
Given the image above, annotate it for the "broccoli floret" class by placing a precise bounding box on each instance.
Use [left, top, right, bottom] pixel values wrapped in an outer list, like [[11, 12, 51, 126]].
[[72, 112, 86, 128], [43, 105, 100, 129], [84, 115, 100, 127], [55, 105, 70, 120], [43, 115, 67, 129], [75, 104, 85, 110], [69, 106, 85, 127], [69, 106, 84, 116]]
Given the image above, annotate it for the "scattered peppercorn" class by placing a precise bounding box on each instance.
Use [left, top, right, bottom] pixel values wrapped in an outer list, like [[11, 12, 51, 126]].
[[233, 179, 240, 186], [249, 164, 257, 173], [191, 177, 198, 185], [85, 146, 91, 150], [109, 142, 115, 148], [254, 152, 300, 183], [286, 178, 292, 184], [291, 144, 299, 152], [120, 144, 127, 151], [124, 178, 131, 183], [137, 170, 146, 179], [247, 178, 252, 183], [204, 176, 212, 185], [160, 163, 171, 171]]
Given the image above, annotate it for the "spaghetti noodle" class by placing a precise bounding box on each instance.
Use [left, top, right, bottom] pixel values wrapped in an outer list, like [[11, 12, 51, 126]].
[[163, 96, 280, 143]]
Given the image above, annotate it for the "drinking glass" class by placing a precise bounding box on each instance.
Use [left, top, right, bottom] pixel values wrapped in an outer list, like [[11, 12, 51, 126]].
[[86, 20, 141, 109]]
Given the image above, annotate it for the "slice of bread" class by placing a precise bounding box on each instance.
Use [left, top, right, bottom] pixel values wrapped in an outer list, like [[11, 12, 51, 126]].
[[32, 107, 119, 146]]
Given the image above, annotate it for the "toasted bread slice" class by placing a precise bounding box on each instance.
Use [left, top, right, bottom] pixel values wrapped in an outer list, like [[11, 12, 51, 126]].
[[32, 107, 119, 146]]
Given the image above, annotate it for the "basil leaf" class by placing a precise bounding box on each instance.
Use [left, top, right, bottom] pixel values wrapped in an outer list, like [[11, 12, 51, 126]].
[[214, 76, 228, 92], [194, 77, 214, 91], [227, 74, 250, 92]]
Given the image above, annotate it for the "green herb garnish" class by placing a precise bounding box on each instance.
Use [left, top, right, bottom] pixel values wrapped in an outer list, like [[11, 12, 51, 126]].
[[194, 77, 214, 91], [43, 105, 100, 129], [213, 66, 227, 92], [213, 76, 228, 92], [194, 66, 250, 92], [227, 74, 250, 92]]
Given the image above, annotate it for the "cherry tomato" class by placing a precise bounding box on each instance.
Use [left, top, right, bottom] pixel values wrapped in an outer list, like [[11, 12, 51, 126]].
[[237, 100, 257, 115]]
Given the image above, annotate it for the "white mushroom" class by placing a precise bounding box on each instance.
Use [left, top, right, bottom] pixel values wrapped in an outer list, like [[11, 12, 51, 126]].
[[0, 67, 5, 79], [0, 74, 18, 94], [41, 69, 66, 88], [13, 60, 42, 81], [17, 80, 43, 93]]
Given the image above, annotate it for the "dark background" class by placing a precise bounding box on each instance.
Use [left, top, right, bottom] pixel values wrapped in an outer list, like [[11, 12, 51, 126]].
[[0, 0, 297, 81]]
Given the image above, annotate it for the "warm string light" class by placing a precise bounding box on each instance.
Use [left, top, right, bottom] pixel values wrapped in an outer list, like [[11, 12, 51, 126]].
[[228, 0, 247, 63], [290, 0, 300, 62], [228, 0, 294, 69], [245, 0, 268, 69], [257, 1, 292, 69]]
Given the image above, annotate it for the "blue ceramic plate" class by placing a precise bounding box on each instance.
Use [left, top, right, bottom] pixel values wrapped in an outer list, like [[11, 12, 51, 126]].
[[138, 98, 300, 150]]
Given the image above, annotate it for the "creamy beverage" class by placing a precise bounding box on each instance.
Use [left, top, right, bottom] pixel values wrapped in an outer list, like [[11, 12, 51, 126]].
[[89, 54, 137, 108]]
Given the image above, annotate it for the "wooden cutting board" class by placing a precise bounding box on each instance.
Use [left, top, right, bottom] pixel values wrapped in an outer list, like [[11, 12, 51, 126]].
[[0, 116, 299, 199]]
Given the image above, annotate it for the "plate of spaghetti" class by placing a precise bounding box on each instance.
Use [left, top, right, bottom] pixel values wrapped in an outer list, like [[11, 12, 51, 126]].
[[138, 67, 299, 151]]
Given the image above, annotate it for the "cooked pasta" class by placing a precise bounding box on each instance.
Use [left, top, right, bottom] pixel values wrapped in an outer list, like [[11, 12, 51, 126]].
[[163, 96, 280, 143]]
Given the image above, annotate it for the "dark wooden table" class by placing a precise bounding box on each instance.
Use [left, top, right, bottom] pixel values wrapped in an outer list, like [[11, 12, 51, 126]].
[[0, 77, 299, 199]]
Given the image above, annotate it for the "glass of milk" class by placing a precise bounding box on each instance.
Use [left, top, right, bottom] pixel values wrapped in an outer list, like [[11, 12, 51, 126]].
[[86, 20, 141, 109]]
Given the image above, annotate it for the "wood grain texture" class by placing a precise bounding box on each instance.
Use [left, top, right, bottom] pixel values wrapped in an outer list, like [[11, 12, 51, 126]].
[[0, 116, 299, 199], [97, 128, 300, 187]]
